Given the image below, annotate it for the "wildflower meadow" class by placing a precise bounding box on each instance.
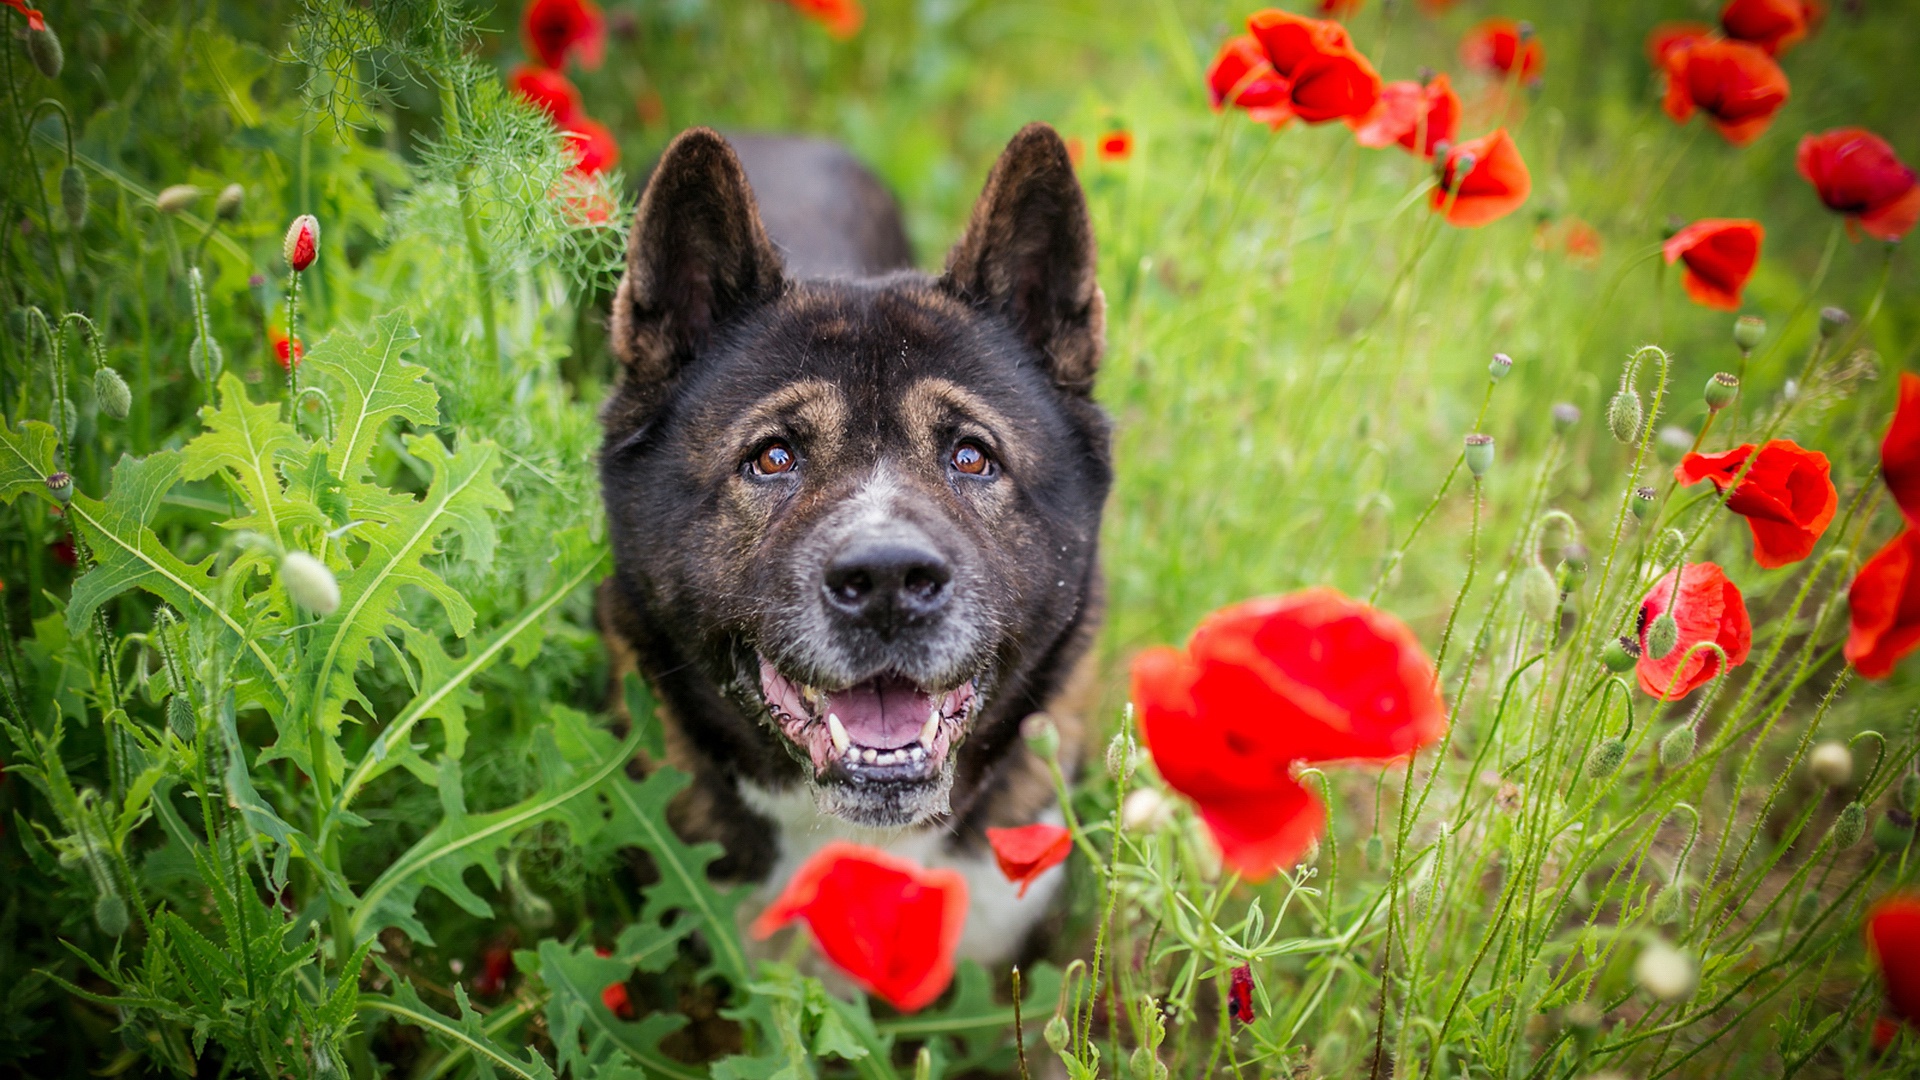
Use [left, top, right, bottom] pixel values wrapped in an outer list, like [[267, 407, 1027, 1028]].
[[5, 0, 1920, 1077]]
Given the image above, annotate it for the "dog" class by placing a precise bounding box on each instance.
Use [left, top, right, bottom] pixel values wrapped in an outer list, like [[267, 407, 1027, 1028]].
[[597, 123, 1110, 963]]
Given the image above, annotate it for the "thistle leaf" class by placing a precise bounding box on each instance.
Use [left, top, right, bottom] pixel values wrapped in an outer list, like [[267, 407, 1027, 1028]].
[[180, 372, 324, 545], [302, 310, 437, 515], [361, 967, 556, 1080], [536, 940, 700, 1080], [0, 418, 58, 504]]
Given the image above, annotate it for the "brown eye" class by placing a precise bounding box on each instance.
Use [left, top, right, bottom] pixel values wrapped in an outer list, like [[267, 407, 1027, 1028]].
[[753, 440, 796, 476], [951, 440, 993, 476]]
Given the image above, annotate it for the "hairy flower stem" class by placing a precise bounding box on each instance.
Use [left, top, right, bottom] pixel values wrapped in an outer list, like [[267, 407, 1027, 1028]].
[[285, 269, 301, 405]]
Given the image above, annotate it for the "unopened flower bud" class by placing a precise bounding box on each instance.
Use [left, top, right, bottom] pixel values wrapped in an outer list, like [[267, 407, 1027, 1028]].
[[27, 22, 62, 79], [1519, 563, 1559, 622], [1607, 389, 1641, 444], [1651, 882, 1686, 925], [1600, 636, 1640, 672], [1122, 788, 1172, 831], [1105, 732, 1133, 779], [95, 366, 131, 420], [1732, 315, 1765, 352], [1808, 741, 1852, 787], [167, 694, 195, 740], [1703, 372, 1739, 412], [1658, 724, 1695, 768], [1646, 614, 1679, 660], [215, 183, 244, 221], [1129, 1046, 1166, 1080], [45, 471, 73, 504], [1488, 352, 1513, 382], [94, 891, 128, 937], [1874, 807, 1913, 852], [1818, 306, 1849, 338], [1043, 1015, 1070, 1053], [1631, 486, 1657, 522], [1586, 737, 1626, 780], [1832, 801, 1865, 848], [155, 184, 201, 215], [1792, 890, 1821, 927], [1022, 714, 1060, 762], [189, 334, 223, 382], [1655, 425, 1692, 464], [60, 165, 87, 230], [1551, 402, 1580, 433], [1363, 833, 1385, 870], [1634, 941, 1695, 1002], [1464, 433, 1494, 478], [284, 214, 320, 272], [280, 551, 340, 615]]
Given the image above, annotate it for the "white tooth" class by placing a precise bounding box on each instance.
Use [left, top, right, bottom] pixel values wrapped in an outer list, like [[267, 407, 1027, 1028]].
[[862, 748, 878, 763], [877, 750, 894, 765], [919, 712, 939, 749], [910, 745, 926, 762], [827, 714, 850, 754]]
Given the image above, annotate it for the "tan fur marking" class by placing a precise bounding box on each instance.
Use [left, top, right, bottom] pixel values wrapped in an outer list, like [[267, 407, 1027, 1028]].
[[898, 376, 1031, 475]]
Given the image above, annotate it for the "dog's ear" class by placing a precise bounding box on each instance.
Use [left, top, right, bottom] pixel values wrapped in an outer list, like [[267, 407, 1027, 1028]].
[[610, 128, 785, 384], [940, 123, 1104, 395]]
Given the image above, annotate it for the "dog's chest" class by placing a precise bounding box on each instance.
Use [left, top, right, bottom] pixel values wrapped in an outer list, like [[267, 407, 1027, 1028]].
[[738, 783, 1062, 965]]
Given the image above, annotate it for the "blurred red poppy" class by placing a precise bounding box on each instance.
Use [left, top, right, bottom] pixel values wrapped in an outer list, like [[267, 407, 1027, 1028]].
[[1319, 0, 1361, 17], [1637, 563, 1752, 700], [1207, 35, 1294, 129], [1646, 21, 1713, 66], [1131, 588, 1446, 877], [1432, 129, 1531, 228], [1098, 130, 1133, 162], [1461, 19, 1544, 84], [985, 823, 1071, 898], [551, 173, 614, 225], [1065, 137, 1085, 168], [509, 64, 583, 126], [1663, 218, 1762, 310], [1677, 440, 1837, 567], [1248, 9, 1347, 79], [522, 0, 605, 70], [1662, 38, 1789, 147], [1229, 964, 1256, 1023], [1881, 373, 1920, 527], [2, 0, 44, 31], [1797, 129, 1920, 242], [273, 333, 304, 372], [1849, 529, 1920, 679], [472, 944, 514, 996], [1351, 74, 1459, 158], [600, 981, 635, 1019], [788, 0, 864, 38], [49, 537, 75, 567], [1247, 9, 1379, 124], [562, 118, 619, 175], [1721, 0, 1815, 55], [1868, 894, 1920, 1027], [1562, 218, 1604, 264], [752, 842, 967, 1011]]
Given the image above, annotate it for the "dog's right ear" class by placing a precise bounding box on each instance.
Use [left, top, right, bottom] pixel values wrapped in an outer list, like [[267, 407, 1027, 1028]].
[[610, 128, 785, 385]]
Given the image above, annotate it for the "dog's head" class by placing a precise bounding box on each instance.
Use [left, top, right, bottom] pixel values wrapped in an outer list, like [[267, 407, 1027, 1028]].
[[600, 124, 1109, 828]]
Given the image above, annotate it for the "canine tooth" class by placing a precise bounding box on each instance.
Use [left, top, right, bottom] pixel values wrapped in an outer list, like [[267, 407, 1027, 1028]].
[[827, 713, 850, 754], [918, 713, 939, 749], [862, 748, 879, 763]]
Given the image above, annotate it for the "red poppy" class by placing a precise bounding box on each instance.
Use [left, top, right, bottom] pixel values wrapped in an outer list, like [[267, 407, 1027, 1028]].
[[1247, 9, 1348, 79], [1721, 0, 1814, 55], [1207, 35, 1293, 129], [1351, 74, 1459, 158], [1098, 131, 1133, 163], [1228, 964, 1256, 1023], [752, 842, 967, 1011], [1662, 218, 1763, 311], [1646, 21, 1714, 66], [561, 118, 619, 175], [2, 0, 45, 31], [1847, 529, 1920, 679], [1636, 563, 1753, 700], [1247, 9, 1379, 124], [1868, 894, 1920, 1027], [1797, 129, 1920, 243], [600, 981, 635, 1019], [985, 823, 1071, 898], [1562, 218, 1604, 264], [1318, 0, 1361, 17], [273, 333, 304, 372], [1131, 588, 1446, 878], [1676, 440, 1837, 567], [1881, 374, 1920, 527], [49, 537, 75, 567], [1431, 128, 1531, 228], [1461, 19, 1544, 84], [788, 0, 864, 38], [1661, 38, 1789, 147], [522, 0, 605, 70], [472, 944, 514, 996], [551, 173, 615, 225], [509, 64, 583, 126]]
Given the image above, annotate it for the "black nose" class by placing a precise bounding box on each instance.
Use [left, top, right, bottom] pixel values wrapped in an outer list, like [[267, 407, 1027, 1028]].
[[822, 541, 953, 633]]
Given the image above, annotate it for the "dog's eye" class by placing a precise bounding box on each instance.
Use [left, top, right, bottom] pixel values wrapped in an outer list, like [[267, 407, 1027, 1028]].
[[951, 440, 994, 477], [752, 440, 797, 477]]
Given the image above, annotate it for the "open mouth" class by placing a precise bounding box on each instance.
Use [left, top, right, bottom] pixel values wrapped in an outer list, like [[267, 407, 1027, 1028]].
[[759, 657, 977, 781]]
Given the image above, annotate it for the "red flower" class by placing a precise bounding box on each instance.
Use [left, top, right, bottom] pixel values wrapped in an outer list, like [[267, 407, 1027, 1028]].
[[985, 824, 1071, 898], [283, 214, 319, 273], [2, 0, 45, 32], [1848, 529, 1920, 679], [509, 64, 583, 126], [1646, 21, 1714, 66], [1881, 373, 1920, 527], [48, 538, 76, 567], [751, 842, 967, 1011], [1676, 440, 1837, 567], [1461, 19, 1544, 84], [1562, 218, 1604, 264], [788, 0, 864, 38], [1351, 74, 1459, 158], [1247, 9, 1379, 124], [1228, 964, 1256, 1023], [1318, 0, 1361, 17], [1207, 35, 1292, 129], [1721, 0, 1814, 55], [600, 981, 635, 1019], [1098, 130, 1133, 163], [1661, 38, 1789, 147], [523, 0, 605, 70], [561, 118, 620, 175], [1247, 9, 1346, 79], [1636, 563, 1753, 700], [273, 333, 305, 372], [1797, 129, 1920, 243], [551, 173, 615, 225], [1662, 218, 1763, 311], [1868, 894, 1920, 1027], [472, 944, 515, 996], [1131, 589, 1446, 878], [1431, 128, 1531, 228]]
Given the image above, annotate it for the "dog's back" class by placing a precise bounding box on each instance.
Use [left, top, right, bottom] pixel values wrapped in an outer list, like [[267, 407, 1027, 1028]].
[[726, 134, 915, 279]]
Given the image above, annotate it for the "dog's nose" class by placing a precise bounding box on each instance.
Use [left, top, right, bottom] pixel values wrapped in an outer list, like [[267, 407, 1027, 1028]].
[[822, 541, 952, 632]]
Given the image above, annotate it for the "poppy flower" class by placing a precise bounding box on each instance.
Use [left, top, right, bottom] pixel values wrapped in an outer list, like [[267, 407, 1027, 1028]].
[[788, 0, 864, 38], [49, 537, 75, 567], [522, 0, 605, 70], [1721, 0, 1814, 55], [1881, 373, 1920, 527], [1351, 74, 1460, 158], [1868, 893, 1920, 1027], [1676, 440, 1837, 567], [1247, 9, 1379, 124], [1661, 38, 1789, 147], [600, 981, 635, 1019], [1228, 964, 1256, 1023], [1431, 128, 1531, 228], [551, 173, 615, 225], [1796, 129, 1920, 242], [1131, 588, 1446, 878], [283, 214, 319, 273], [1646, 21, 1713, 66], [1207, 34, 1293, 129], [752, 842, 967, 1011], [1562, 218, 1604, 264], [561, 118, 619, 175], [1318, 0, 1361, 17], [273, 333, 304, 372], [1247, 9, 1348, 79], [471, 944, 515, 996], [1662, 218, 1763, 311], [1847, 529, 1920, 679], [985, 823, 1071, 898], [2, 0, 44, 31], [1098, 130, 1133, 163], [1461, 19, 1544, 84], [509, 64, 583, 126], [1636, 563, 1753, 700]]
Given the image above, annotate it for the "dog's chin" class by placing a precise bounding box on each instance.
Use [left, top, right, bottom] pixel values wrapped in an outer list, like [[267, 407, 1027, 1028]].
[[755, 655, 980, 827]]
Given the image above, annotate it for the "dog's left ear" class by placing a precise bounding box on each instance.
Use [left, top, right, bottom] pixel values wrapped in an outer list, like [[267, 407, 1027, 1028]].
[[940, 123, 1104, 395]]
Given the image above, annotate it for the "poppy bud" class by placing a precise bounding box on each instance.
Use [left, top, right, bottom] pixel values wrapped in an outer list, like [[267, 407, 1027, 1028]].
[[1606, 389, 1641, 444], [284, 214, 320, 272], [1646, 613, 1679, 660], [215, 183, 244, 221], [1791, 890, 1820, 927], [1703, 373, 1739, 412], [1818, 306, 1849, 338], [155, 184, 201, 215], [1519, 563, 1559, 622], [1655, 425, 1692, 465], [1043, 1015, 1070, 1053], [1732, 315, 1765, 353], [1831, 801, 1865, 848], [1634, 942, 1695, 1002], [60, 165, 87, 230], [26, 23, 61, 79], [1105, 732, 1133, 779], [1874, 807, 1913, 852], [280, 551, 340, 616], [1122, 788, 1172, 831], [45, 471, 73, 504], [1658, 724, 1695, 768], [1600, 636, 1640, 672], [1022, 713, 1060, 762], [1902, 773, 1920, 814], [1363, 833, 1385, 870], [167, 694, 195, 740], [1464, 433, 1494, 478], [1586, 737, 1626, 779], [1807, 741, 1852, 787], [1630, 486, 1657, 522], [1551, 402, 1580, 433], [1651, 882, 1686, 925], [95, 366, 131, 420], [1488, 352, 1513, 382], [94, 891, 128, 937]]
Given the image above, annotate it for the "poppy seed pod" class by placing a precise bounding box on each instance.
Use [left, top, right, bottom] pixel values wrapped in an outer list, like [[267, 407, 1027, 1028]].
[[1607, 389, 1642, 444], [1832, 801, 1866, 847], [1808, 741, 1852, 787], [154, 184, 201, 215], [1022, 713, 1060, 761], [95, 367, 131, 420], [1651, 882, 1686, 925], [1551, 402, 1580, 433], [1732, 315, 1765, 352], [1874, 807, 1914, 852], [60, 165, 87, 231], [284, 214, 320, 272], [1634, 942, 1695, 1002], [1600, 635, 1641, 672], [93, 892, 128, 938], [1818, 306, 1849, 338], [1586, 737, 1626, 779], [1631, 486, 1658, 521], [1646, 613, 1680, 660], [1703, 372, 1739, 412], [280, 551, 340, 615], [1489, 352, 1514, 382], [1519, 563, 1560, 622], [1464, 433, 1495, 477], [45, 471, 73, 504], [1658, 724, 1695, 767], [26, 23, 62, 79], [215, 183, 244, 221], [166, 694, 195, 740]]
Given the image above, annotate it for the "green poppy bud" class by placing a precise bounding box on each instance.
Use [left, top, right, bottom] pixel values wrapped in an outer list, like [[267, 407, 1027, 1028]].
[[1732, 315, 1765, 352], [1600, 636, 1641, 672], [1832, 801, 1865, 848], [1819, 306, 1849, 338], [1873, 807, 1912, 852], [1586, 737, 1626, 780], [1364, 833, 1385, 870], [1551, 402, 1580, 433], [1105, 732, 1133, 779], [1488, 352, 1513, 382], [94, 366, 131, 420], [1129, 1047, 1166, 1080], [280, 551, 340, 616], [94, 891, 128, 937], [1658, 724, 1695, 768], [1022, 714, 1060, 762], [1043, 1015, 1070, 1053], [155, 184, 201, 215], [1631, 486, 1657, 521], [166, 694, 195, 740], [1607, 389, 1642, 444], [60, 165, 87, 230], [1464, 433, 1494, 478], [1651, 882, 1686, 926], [1792, 890, 1821, 927], [51, 395, 77, 435], [1519, 563, 1559, 622], [1646, 614, 1679, 660], [27, 23, 62, 79], [1703, 372, 1739, 412], [45, 471, 73, 504], [215, 182, 244, 221], [188, 333, 223, 382]]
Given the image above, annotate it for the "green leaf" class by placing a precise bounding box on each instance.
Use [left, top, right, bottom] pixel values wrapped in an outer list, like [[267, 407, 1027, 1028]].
[[0, 418, 57, 504], [536, 939, 701, 1080], [361, 968, 556, 1080], [303, 310, 438, 512], [179, 372, 324, 545]]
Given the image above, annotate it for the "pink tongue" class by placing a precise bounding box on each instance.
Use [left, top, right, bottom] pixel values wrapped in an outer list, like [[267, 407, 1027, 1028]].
[[828, 675, 933, 749]]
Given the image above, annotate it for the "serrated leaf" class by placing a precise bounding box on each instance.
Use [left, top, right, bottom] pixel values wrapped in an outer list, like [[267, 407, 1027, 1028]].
[[536, 940, 700, 1080], [362, 968, 555, 1080], [0, 418, 57, 504], [303, 310, 437, 510], [179, 372, 324, 545]]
